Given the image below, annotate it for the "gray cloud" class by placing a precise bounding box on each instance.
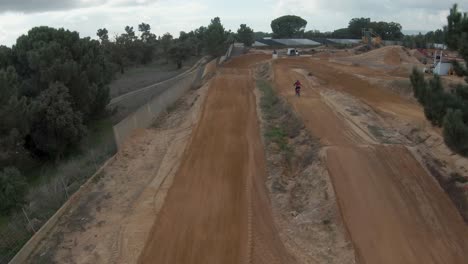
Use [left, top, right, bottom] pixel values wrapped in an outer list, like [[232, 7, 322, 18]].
[[0, 0, 154, 13], [0, 0, 81, 13]]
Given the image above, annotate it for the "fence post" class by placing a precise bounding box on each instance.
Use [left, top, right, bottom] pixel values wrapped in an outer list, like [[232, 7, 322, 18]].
[[21, 208, 36, 233], [60, 175, 70, 199]]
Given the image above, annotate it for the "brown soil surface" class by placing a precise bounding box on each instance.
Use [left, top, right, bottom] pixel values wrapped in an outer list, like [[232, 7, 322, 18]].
[[274, 57, 468, 264], [138, 56, 293, 264], [339, 46, 420, 66], [327, 145, 467, 264]]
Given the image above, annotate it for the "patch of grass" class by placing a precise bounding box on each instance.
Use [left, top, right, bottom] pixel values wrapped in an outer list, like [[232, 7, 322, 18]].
[[368, 125, 385, 139], [265, 127, 288, 150], [258, 80, 299, 165]]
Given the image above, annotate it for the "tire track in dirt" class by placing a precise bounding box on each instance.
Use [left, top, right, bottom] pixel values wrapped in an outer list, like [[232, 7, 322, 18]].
[[138, 55, 292, 264], [274, 58, 468, 264]]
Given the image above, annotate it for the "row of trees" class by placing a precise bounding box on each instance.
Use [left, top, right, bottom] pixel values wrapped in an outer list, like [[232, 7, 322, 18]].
[[266, 16, 403, 40], [347, 18, 403, 40], [0, 17, 253, 214], [0, 27, 112, 213], [402, 30, 445, 49], [410, 4, 468, 155]]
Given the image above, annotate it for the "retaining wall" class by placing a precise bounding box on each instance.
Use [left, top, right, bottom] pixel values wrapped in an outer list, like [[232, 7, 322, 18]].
[[9, 156, 117, 264], [113, 64, 204, 148], [109, 58, 207, 122]]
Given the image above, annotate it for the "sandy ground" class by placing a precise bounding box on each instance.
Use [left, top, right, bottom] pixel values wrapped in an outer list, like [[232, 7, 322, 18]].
[[274, 57, 468, 264], [27, 82, 209, 264], [138, 55, 293, 264]]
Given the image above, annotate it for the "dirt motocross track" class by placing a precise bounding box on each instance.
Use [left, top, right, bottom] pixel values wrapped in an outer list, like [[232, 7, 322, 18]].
[[274, 57, 468, 264], [138, 54, 294, 264]]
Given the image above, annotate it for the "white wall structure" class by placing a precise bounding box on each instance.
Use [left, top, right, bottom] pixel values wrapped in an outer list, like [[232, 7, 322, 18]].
[[434, 62, 452, 75], [253, 41, 268, 47], [113, 65, 204, 148], [272, 39, 321, 46], [327, 39, 361, 44]]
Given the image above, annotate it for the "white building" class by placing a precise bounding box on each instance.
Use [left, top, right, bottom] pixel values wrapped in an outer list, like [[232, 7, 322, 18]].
[[434, 62, 452, 75]]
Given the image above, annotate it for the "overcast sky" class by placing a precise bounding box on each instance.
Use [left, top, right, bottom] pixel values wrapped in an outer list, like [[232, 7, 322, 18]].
[[0, 0, 465, 46]]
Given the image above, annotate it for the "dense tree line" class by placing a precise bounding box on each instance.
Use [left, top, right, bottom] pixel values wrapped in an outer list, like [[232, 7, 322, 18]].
[[402, 30, 445, 49], [410, 4, 468, 155], [0, 17, 240, 214], [347, 17, 403, 40], [305, 17, 403, 40]]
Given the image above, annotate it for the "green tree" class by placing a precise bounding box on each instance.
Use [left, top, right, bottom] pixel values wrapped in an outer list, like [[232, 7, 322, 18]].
[[423, 75, 447, 125], [254, 31, 272, 39], [433, 29, 445, 43], [160, 33, 174, 63], [193, 26, 207, 55], [29, 83, 86, 158], [0, 167, 27, 214], [168, 42, 191, 69], [204, 17, 229, 56], [374, 21, 403, 40], [12, 27, 112, 118], [410, 67, 426, 102], [138, 23, 156, 43], [0, 67, 30, 166], [0, 45, 13, 69], [237, 24, 255, 47], [443, 109, 468, 155], [452, 61, 467, 76], [97, 28, 109, 43], [446, 4, 465, 50], [332, 28, 352, 39], [304, 30, 331, 39], [270, 15, 307, 38], [138, 23, 156, 64], [348, 17, 371, 38]]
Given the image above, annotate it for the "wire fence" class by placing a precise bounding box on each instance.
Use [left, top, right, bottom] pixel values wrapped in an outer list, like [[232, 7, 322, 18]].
[[0, 213, 33, 263], [0, 137, 116, 264]]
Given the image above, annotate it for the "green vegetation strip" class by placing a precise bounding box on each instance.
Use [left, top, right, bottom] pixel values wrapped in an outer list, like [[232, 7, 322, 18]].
[[257, 80, 303, 165]]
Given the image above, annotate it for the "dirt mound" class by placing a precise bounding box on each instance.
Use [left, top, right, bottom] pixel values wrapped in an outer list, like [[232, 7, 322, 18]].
[[223, 53, 271, 68], [410, 49, 428, 63], [273, 57, 468, 264], [383, 47, 401, 65], [337, 46, 421, 68]]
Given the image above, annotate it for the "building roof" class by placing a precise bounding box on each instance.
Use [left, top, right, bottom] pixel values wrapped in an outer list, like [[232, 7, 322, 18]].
[[253, 38, 321, 47], [326, 39, 361, 44], [272, 39, 321, 46], [252, 41, 268, 47]]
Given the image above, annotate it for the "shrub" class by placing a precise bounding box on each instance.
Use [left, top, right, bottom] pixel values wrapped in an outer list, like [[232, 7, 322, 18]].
[[0, 167, 27, 214], [452, 61, 467, 77], [29, 83, 87, 158], [410, 67, 426, 103], [443, 109, 468, 155], [423, 75, 447, 125]]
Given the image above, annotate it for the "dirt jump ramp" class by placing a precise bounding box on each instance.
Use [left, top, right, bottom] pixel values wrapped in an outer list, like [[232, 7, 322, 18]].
[[138, 56, 293, 264], [273, 57, 468, 264]]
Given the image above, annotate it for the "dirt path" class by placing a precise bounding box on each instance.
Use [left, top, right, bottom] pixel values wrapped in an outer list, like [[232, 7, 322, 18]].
[[274, 57, 468, 264], [138, 56, 292, 264]]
